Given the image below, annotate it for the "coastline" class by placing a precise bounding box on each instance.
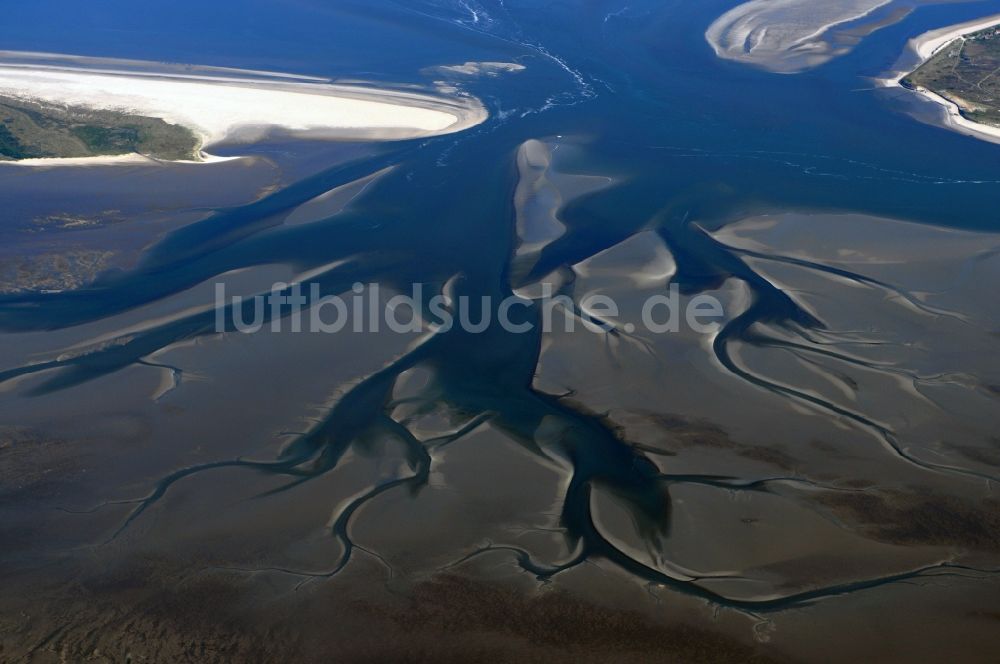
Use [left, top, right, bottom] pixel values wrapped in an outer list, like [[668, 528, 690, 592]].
[[0, 53, 488, 165], [878, 13, 1000, 144], [2, 153, 242, 168]]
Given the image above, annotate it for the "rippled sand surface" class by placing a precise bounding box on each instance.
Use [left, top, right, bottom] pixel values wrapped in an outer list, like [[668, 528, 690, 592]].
[[3, 1, 1000, 662]]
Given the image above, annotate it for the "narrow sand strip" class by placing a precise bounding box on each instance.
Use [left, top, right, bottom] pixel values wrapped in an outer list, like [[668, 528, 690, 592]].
[[6, 153, 241, 167], [878, 14, 1000, 144], [0, 52, 487, 164], [909, 14, 1000, 61]]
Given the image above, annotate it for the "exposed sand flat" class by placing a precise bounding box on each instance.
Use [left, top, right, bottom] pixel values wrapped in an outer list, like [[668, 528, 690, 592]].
[[0, 52, 487, 163], [424, 61, 526, 77], [4, 153, 243, 168], [705, 0, 893, 73], [878, 14, 1000, 144], [0, 49, 332, 82]]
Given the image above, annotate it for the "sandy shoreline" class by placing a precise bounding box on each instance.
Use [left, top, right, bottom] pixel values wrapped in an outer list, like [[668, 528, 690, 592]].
[[0, 52, 487, 165], [878, 13, 1000, 143], [908, 13, 1000, 61], [1, 153, 242, 167]]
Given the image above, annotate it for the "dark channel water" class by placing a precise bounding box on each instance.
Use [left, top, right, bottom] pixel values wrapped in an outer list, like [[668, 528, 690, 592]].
[[2, 0, 1000, 660]]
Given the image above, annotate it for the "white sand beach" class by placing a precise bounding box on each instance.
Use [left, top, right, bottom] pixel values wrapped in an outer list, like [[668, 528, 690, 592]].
[[878, 13, 1000, 144], [914, 87, 1000, 144], [6, 153, 242, 167], [909, 13, 1000, 61], [0, 53, 487, 163]]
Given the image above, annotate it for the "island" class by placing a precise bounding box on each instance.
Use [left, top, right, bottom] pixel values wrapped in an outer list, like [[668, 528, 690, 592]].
[[1, 95, 200, 161], [0, 55, 488, 163], [705, 0, 913, 74], [901, 22, 1000, 135]]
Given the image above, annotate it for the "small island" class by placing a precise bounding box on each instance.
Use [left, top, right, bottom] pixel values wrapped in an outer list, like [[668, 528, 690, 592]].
[[0, 57, 488, 165], [0, 95, 200, 161], [902, 24, 1000, 131]]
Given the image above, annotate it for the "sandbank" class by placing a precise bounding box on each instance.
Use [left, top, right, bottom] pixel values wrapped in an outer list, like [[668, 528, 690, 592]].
[[0, 52, 487, 164]]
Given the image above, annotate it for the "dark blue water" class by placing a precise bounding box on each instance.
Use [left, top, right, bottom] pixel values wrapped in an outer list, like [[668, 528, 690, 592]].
[[2, 0, 998, 220]]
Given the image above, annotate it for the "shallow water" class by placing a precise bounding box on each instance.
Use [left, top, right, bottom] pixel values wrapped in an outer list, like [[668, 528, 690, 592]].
[[2, 1, 1000, 661]]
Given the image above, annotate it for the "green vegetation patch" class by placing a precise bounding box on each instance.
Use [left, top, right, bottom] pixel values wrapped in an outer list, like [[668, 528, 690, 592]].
[[904, 26, 1000, 128], [0, 119, 41, 159], [0, 96, 200, 161]]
